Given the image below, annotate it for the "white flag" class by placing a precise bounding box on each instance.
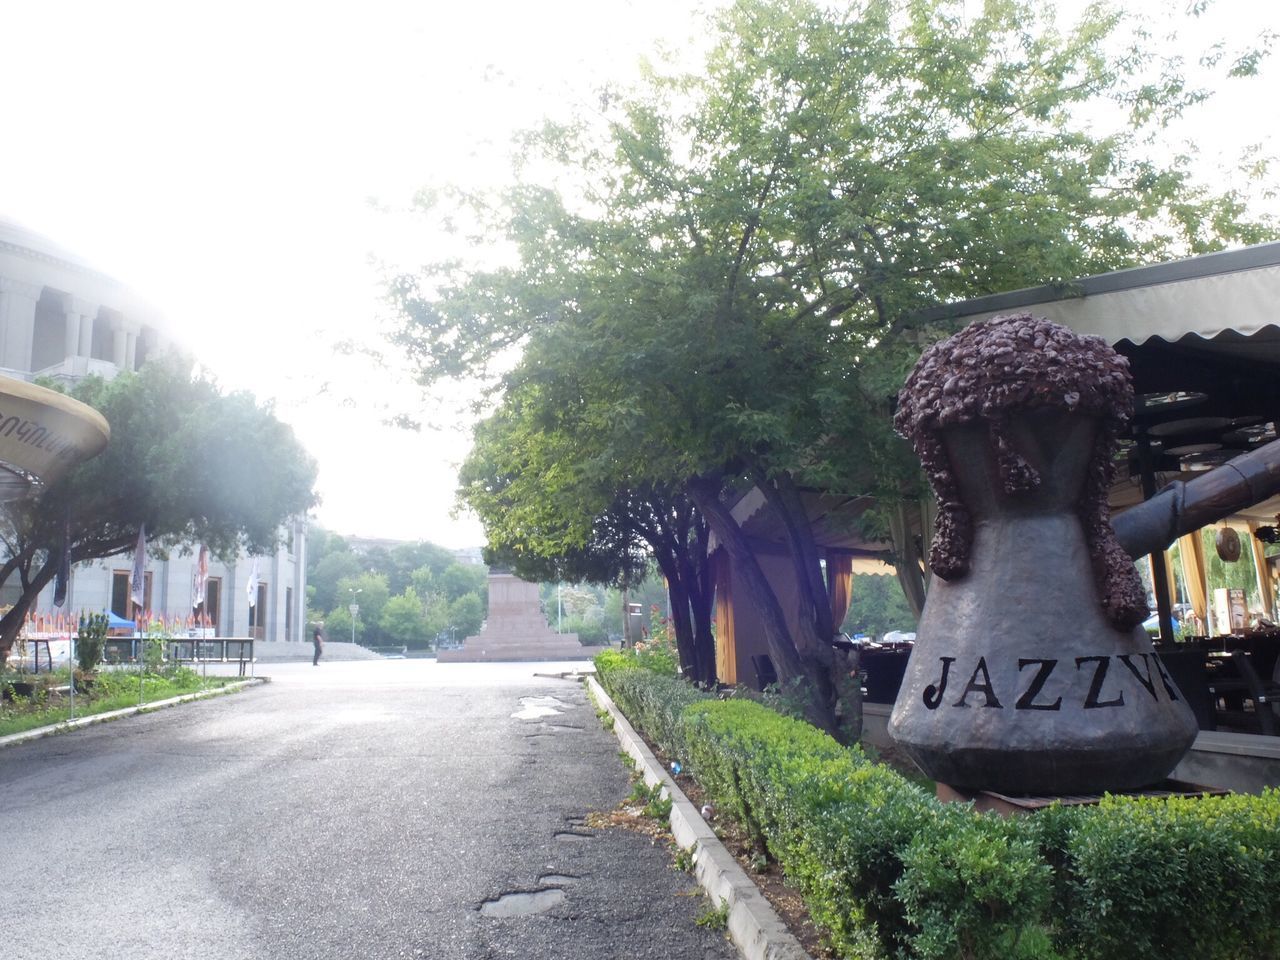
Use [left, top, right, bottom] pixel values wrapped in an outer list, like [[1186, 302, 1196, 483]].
[[130, 525, 147, 609], [192, 544, 209, 608], [246, 557, 260, 608]]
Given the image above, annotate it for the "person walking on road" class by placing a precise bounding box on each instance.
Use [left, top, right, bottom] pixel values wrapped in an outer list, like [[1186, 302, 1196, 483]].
[[312, 621, 324, 666]]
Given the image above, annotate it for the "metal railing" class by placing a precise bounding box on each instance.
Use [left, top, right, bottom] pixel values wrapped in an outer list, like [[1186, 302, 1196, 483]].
[[104, 636, 257, 676]]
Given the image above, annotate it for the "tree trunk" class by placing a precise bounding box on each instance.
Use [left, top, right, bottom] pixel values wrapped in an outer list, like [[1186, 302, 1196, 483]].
[[0, 553, 59, 662], [639, 489, 719, 686], [655, 551, 697, 674], [690, 580, 717, 687], [754, 471, 848, 737], [687, 476, 840, 736], [678, 545, 717, 687]]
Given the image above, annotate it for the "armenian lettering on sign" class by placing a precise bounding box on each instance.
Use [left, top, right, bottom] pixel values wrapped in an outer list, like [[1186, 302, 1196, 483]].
[[0, 409, 89, 462], [920, 652, 1181, 712]]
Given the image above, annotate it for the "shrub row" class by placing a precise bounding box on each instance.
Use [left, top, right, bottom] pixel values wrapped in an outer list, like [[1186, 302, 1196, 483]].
[[595, 653, 1280, 960]]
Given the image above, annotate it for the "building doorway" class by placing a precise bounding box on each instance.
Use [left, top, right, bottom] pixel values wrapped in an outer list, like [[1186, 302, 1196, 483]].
[[248, 582, 269, 639]]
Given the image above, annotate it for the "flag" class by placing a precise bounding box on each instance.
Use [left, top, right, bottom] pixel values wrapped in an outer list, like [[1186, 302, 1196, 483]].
[[192, 544, 209, 608], [53, 517, 70, 607], [130, 525, 147, 609], [246, 557, 260, 608]]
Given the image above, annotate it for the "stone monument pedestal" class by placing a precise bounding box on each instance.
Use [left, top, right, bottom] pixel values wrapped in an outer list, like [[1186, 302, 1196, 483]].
[[437, 573, 610, 662]]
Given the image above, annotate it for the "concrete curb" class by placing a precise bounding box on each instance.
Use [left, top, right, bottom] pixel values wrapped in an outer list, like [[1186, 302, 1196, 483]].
[[585, 676, 811, 960], [0, 677, 265, 750]]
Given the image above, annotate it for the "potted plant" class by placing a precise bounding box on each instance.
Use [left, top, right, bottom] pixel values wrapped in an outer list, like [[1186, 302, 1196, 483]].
[[74, 613, 109, 690]]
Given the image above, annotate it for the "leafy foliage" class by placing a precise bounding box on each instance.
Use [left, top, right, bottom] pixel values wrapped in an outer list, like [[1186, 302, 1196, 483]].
[[75, 613, 108, 676], [393, 0, 1274, 732], [379, 587, 428, 646], [596, 655, 1280, 959], [305, 527, 489, 648], [0, 357, 318, 655], [842, 573, 917, 639]]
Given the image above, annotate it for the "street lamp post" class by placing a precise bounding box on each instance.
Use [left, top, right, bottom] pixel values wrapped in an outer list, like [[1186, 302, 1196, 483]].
[[348, 587, 362, 646]]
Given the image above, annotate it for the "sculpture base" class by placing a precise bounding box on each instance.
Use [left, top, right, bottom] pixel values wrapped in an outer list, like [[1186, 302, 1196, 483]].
[[935, 778, 1228, 816], [438, 571, 611, 662], [436, 633, 609, 662]]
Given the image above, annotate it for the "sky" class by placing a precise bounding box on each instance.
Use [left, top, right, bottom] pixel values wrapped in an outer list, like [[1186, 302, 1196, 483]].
[[1, 0, 1276, 548]]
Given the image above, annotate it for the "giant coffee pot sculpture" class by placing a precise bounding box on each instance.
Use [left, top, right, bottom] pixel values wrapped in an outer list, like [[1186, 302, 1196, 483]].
[[889, 315, 1197, 795]]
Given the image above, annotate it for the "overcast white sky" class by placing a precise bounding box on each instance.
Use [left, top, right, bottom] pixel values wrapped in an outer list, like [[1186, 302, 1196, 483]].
[[1, 0, 1275, 548]]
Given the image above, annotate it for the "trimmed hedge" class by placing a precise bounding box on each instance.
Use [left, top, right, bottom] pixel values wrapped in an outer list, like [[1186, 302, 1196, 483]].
[[595, 653, 1280, 960]]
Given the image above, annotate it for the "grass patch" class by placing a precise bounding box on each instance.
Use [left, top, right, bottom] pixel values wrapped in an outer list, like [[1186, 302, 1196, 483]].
[[695, 899, 729, 931], [0, 667, 235, 738]]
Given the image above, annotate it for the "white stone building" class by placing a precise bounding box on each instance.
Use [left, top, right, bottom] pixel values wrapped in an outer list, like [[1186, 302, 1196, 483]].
[[0, 217, 308, 641]]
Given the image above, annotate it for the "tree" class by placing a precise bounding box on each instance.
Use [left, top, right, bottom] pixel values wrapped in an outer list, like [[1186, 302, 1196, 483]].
[[381, 587, 429, 648], [323, 604, 361, 645], [332, 571, 390, 644], [432, 562, 488, 602], [387, 541, 456, 594], [446, 592, 484, 638], [390, 0, 1273, 734], [421, 590, 451, 641], [842, 573, 917, 640], [457, 379, 718, 682], [309, 550, 363, 616], [0, 357, 317, 659]]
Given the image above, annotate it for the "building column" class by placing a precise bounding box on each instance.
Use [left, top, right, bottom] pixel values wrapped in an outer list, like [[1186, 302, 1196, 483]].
[[270, 548, 282, 643], [293, 520, 308, 643], [62, 295, 97, 361], [0, 277, 42, 372], [125, 329, 137, 370], [78, 313, 94, 357], [112, 319, 127, 368]]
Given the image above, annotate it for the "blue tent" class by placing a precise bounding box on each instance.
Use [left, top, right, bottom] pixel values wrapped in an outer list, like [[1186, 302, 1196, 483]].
[[106, 611, 136, 630]]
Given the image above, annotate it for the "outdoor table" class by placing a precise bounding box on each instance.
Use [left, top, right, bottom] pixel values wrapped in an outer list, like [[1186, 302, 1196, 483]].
[[28, 638, 52, 673]]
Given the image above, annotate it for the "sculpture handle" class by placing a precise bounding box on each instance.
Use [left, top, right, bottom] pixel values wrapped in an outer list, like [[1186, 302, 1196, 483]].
[[1114, 439, 1280, 559]]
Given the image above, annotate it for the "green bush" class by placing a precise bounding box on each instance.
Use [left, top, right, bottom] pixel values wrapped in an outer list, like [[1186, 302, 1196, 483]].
[[76, 613, 108, 675], [1047, 791, 1280, 960], [683, 698, 935, 956], [897, 810, 1053, 960], [595, 650, 709, 761], [594, 654, 1280, 960]]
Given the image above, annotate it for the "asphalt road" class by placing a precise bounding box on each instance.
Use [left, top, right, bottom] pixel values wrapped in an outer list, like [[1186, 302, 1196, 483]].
[[1, 660, 738, 960]]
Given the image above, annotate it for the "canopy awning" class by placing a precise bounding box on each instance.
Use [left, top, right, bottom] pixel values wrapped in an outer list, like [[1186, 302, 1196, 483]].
[[0, 375, 110, 499], [919, 242, 1280, 347], [710, 485, 897, 574]]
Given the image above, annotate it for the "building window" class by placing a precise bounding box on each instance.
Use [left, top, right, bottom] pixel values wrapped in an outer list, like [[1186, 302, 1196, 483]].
[[111, 569, 152, 618], [111, 571, 129, 619], [202, 577, 222, 635], [285, 587, 293, 640], [31, 291, 64, 372], [91, 316, 113, 361]]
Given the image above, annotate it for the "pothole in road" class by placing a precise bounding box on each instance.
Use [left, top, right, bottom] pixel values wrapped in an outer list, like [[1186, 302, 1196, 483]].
[[511, 696, 570, 720], [539, 873, 580, 886], [479, 888, 566, 918], [553, 830, 594, 842]]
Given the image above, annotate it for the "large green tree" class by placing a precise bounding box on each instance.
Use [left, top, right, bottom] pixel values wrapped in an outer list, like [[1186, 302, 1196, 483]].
[[380, 586, 429, 647], [458, 386, 717, 681], [390, 0, 1272, 734], [0, 357, 318, 658]]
